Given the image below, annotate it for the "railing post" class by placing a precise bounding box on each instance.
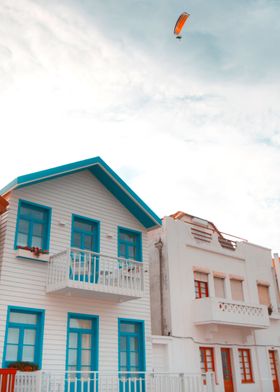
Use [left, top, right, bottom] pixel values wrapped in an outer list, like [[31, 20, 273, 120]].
[[35, 371, 42, 392], [205, 372, 215, 392], [179, 373, 186, 392]]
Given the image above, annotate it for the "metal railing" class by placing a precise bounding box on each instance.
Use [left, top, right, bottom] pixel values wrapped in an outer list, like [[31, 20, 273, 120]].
[[47, 248, 144, 297], [14, 371, 215, 392], [0, 369, 17, 392]]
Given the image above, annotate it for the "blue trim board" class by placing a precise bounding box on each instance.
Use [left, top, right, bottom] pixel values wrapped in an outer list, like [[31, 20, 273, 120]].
[[0, 157, 161, 229], [14, 199, 52, 251], [2, 305, 45, 369]]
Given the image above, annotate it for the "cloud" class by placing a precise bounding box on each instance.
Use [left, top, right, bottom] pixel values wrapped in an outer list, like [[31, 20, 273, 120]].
[[0, 0, 280, 252]]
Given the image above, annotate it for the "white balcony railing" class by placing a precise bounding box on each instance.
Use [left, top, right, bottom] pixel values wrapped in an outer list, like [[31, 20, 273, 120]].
[[193, 297, 270, 329], [46, 248, 144, 301], [14, 371, 215, 392]]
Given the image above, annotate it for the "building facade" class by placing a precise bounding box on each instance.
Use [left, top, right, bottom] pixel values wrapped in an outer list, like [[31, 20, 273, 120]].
[[0, 157, 162, 378], [149, 212, 280, 392]]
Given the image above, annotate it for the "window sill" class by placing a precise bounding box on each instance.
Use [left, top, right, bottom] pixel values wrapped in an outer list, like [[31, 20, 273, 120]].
[[16, 248, 49, 262]]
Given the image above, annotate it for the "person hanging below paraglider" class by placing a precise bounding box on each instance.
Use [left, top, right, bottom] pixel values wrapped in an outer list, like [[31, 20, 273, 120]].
[[174, 12, 190, 39]]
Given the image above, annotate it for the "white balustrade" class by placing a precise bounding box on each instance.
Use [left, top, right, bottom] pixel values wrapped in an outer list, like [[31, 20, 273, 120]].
[[15, 371, 214, 392], [194, 297, 270, 328], [47, 248, 144, 300]]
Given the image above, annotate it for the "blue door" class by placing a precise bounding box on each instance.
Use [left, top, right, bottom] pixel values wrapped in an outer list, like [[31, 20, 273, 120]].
[[66, 315, 98, 392], [71, 216, 99, 283], [119, 320, 145, 392]]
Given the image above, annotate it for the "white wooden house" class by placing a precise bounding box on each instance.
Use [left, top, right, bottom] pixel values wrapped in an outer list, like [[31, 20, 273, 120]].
[[0, 157, 165, 388]]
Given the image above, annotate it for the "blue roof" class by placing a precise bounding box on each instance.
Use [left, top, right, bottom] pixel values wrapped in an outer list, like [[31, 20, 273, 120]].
[[0, 157, 161, 229]]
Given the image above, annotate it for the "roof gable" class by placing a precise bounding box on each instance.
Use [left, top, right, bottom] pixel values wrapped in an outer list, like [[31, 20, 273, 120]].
[[0, 157, 161, 229]]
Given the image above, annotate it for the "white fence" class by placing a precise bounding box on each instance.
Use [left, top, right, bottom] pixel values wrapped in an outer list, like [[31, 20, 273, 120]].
[[47, 248, 144, 298], [14, 371, 215, 392]]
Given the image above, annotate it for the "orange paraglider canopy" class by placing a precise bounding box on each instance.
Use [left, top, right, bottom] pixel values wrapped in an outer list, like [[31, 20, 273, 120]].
[[174, 12, 190, 37]]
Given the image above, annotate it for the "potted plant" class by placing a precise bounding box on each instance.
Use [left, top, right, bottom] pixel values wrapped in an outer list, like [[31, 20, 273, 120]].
[[268, 304, 273, 316], [7, 362, 39, 372]]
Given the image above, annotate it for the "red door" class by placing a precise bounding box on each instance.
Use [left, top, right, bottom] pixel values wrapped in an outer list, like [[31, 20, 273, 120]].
[[269, 350, 280, 392], [221, 348, 234, 392]]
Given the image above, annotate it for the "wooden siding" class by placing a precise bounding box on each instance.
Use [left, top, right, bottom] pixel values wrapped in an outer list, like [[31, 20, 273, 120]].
[[0, 170, 152, 371]]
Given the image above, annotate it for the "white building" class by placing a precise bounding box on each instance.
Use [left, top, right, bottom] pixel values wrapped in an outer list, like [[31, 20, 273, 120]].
[[149, 211, 280, 392], [0, 157, 164, 388]]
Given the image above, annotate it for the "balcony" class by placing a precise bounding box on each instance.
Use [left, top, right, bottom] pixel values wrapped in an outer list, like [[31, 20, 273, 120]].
[[193, 297, 269, 329], [46, 248, 144, 302]]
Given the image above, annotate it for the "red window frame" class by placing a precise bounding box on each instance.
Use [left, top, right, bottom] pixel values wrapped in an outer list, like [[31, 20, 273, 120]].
[[195, 280, 209, 299], [238, 349, 254, 383], [200, 346, 215, 372]]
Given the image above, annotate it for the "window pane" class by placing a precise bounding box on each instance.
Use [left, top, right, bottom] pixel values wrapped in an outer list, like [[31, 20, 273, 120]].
[[68, 349, 77, 366], [10, 312, 37, 325], [81, 350, 91, 366], [214, 277, 225, 298], [73, 232, 82, 248], [120, 352, 127, 367], [130, 352, 139, 367], [69, 318, 92, 329], [69, 333, 78, 349], [6, 345, 18, 361], [17, 233, 28, 247], [120, 336, 127, 351], [30, 208, 46, 221], [74, 220, 95, 233], [33, 223, 44, 237], [18, 219, 29, 234], [32, 236, 43, 248], [130, 337, 138, 351], [24, 329, 36, 345], [119, 244, 126, 257], [120, 323, 138, 333], [82, 334, 91, 349], [128, 246, 136, 259], [231, 280, 244, 301], [22, 345, 35, 362], [84, 235, 93, 250], [7, 328, 20, 344]]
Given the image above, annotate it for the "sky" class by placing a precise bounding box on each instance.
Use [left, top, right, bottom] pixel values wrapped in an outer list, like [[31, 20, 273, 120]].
[[1, 0, 280, 251]]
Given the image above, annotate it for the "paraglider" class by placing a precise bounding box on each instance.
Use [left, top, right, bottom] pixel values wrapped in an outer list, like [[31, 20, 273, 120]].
[[174, 12, 190, 39]]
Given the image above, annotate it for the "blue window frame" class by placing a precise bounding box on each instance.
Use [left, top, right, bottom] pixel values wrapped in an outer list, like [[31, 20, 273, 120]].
[[70, 215, 100, 283], [15, 200, 51, 251], [118, 319, 145, 392], [71, 215, 99, 253], [118, 228, 142, 262], [66, 313, 99, 391], [2, 306, 45, 368]]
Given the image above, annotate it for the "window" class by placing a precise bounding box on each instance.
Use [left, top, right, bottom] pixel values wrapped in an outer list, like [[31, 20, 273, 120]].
[[119, 319, 145, 373], [194, 272, 209, 299], [3, 307, 44, 368], [200, 347, 215, 384], [257, 284, 270, 306], [66, 314, 98, 375], [118, 228, 142, 261], [71, 215, 99, 252], [214, 277, 225, 298], [15, 200, 51, 251], [238, 349, 254, 383], [230, 279, 244, 301]]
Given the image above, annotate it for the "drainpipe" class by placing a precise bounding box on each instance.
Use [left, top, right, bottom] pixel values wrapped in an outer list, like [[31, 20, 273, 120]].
[[155, 239, 165, 336]]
